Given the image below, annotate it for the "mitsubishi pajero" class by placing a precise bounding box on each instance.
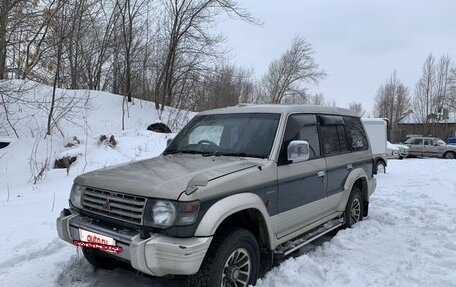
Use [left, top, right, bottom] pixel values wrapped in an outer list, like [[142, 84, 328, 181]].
[[57, 104, 376, 286]]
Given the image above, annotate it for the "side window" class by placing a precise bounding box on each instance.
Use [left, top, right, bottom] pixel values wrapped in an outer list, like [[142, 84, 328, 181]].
[[337, 125, 349, 152], [320, 126, 340, 155], [423, 139, 432, 146], [279, 114, 321, 162], [343, 116, 369, 151], [413, 138, 423, 145]]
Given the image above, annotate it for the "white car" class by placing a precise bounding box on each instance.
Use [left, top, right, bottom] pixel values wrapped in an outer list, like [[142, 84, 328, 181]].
[[387, 141, 409, 159], [394, 143, 410, 158], [387, 141, 399, 159]]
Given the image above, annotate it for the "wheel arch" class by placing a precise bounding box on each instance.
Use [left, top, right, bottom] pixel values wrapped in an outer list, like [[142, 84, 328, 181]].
[[343, 168, 370, 216], [194, 193, 275, 250], [443, 150, 456, 159]]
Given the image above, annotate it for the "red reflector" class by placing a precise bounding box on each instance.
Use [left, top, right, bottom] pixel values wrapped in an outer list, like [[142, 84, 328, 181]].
[[73, 240, 123, 253]]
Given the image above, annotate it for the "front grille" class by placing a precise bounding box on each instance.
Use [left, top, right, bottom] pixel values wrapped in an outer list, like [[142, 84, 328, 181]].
[[82, 187, 146, 225]]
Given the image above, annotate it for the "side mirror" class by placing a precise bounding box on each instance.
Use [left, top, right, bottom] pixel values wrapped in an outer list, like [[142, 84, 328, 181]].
[[166, 138, 174, 146], [287, 140, 310, 163]]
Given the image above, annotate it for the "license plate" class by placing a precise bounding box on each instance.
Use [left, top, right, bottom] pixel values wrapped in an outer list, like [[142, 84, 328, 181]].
[[76, 229, 122, 253], [79, 229, 115, 246]]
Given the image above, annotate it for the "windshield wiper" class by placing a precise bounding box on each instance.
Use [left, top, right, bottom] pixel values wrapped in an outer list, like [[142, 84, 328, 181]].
[[202, 151, 266, 158], [164, 150, 205, 155]]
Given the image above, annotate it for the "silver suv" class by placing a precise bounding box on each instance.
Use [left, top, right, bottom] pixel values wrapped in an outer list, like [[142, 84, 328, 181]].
[[404, 136, 456, 159], [57, 105, 376, 286]]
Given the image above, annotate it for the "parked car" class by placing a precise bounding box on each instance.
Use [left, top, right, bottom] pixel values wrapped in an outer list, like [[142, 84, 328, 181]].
[[404, 136, 456, 159], [57, 105, 376, 286], [387, 141, 409, 159], [387, 141, 399, 159], [447, 137, 456, 146]]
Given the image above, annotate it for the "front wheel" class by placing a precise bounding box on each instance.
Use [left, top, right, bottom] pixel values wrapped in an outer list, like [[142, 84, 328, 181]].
[[187, 229, 260, 287], [444, 151, 456, 159], [344, 187, 364, 228]]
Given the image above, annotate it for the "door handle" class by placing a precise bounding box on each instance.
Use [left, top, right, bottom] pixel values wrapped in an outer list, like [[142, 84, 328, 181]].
[[347, 164, 353, 170], [317, 171, 326, 178]]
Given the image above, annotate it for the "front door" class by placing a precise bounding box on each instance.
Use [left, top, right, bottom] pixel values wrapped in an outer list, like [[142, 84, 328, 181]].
[[277, 114, 327, 239]]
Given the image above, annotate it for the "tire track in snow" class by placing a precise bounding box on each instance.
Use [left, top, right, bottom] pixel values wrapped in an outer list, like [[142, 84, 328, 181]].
[[0, 239, 65, 273]]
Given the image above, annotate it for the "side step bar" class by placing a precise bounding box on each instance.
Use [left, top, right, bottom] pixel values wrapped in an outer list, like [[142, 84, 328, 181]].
[[275, 218, 345, 257]]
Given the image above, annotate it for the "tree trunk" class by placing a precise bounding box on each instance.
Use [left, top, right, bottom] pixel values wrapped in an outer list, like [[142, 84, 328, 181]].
[[0, 0, 9, 80]]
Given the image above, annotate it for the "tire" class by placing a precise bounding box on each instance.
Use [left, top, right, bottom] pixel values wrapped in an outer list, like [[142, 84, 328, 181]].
[[375, 161, 386, 174], [344, 187, 364, 228], [82, 247, 119, 270], [187, 228, 260, 287], [444, 151, 456, 159]]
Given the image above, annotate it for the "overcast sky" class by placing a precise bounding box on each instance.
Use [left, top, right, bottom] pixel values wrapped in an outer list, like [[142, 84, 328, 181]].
[[217, 0, 456, 113]]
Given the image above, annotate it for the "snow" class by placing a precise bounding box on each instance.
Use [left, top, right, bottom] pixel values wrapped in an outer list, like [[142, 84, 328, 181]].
[[1, 82, 456, 286], [256, 160, 456, 287]]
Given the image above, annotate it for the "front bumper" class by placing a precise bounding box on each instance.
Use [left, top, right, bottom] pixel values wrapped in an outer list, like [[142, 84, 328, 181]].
[[56, 209, 212, 276]]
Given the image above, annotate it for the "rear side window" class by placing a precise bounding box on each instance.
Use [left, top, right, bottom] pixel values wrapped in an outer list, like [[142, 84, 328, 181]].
[[279, 114, 321, 162], [320, 126, 340, 155], [337, 125, 349, 152], [343, 116, 369, 151], [405, 138, 423, 145], [320, 124, 350, 156]]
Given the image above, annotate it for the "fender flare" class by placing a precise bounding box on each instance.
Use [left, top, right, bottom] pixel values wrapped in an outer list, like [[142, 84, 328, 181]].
[[339, 168, 369, 210], [344, 168, 368, 192], [194, 193, 275, 249]]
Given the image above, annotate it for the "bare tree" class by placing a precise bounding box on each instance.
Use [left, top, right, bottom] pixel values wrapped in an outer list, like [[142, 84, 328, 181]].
[[434, 55, 456, 119], [115, 0, 148, 102], [153, 0, 256, 115], [46, 0, 66, 137], [0, 0, 35, 79], [449, 67, 456, 110], [260, 35, 325, 104], [309, 93, 326, 105], [192, 65, 254, 111], [349, 102, 366, 117], [374, 70, 410, 124], [413, 54, 437, 124]]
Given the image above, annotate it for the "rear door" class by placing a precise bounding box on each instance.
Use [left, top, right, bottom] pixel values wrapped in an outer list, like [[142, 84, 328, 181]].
[[277, 114, 327, 239], [407, 138, 424, 156], [319, 115, 353, 212], [422, 138, 435, 157]]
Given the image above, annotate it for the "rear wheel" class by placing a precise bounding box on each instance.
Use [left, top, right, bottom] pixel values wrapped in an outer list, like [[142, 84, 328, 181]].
[[444, 151, 456, 159], [187, 228, 260, 287], [375, 161, 386, 173], [82, 248, 119, 270], [344, 187, 364, 228]]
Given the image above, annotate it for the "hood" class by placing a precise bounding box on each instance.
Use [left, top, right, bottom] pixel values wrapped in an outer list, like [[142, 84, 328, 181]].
[[74, 154, 258, 200], [393, 144, 409, 150]]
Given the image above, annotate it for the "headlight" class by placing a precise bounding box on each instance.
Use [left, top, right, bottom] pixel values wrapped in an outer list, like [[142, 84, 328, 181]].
[[70, 184, 84, 209], [144, 200, 199, 228]]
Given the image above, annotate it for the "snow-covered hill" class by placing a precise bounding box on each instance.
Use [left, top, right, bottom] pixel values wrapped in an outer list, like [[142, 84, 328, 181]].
[[0, 81, 190, 285], [1, 82, 456, 287]]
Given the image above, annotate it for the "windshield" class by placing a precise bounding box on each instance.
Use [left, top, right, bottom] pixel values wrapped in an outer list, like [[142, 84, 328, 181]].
[[436, 139, 446, 146], [164, 113, 281, 158]]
